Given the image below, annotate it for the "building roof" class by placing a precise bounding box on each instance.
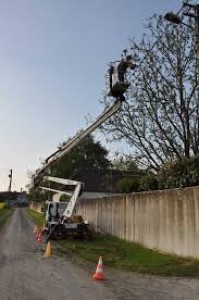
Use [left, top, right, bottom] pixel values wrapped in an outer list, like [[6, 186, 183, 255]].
[[0, 191, 27, 202], [71, 169, 137, 193]]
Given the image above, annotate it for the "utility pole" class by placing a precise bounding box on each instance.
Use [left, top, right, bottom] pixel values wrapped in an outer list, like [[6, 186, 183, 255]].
[[8, 169, 12, 192], [20, 187, 22, 206], [8, 169, 12, 207]]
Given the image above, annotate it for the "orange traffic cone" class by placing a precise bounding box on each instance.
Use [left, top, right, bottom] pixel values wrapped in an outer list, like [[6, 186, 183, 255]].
[[36, 231, 42, 244], [92, 256, 105, 280], [44, 241, 51, 258]]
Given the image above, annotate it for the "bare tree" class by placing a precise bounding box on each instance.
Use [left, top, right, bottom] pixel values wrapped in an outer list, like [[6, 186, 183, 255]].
[[102, 15, 198, 171]]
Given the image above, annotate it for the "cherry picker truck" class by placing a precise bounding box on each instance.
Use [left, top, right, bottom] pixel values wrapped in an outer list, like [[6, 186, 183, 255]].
[[32, 56, 135, 240]]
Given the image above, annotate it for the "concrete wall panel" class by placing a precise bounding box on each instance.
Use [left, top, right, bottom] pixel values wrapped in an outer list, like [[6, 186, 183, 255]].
[[77, 187, 199, 258]]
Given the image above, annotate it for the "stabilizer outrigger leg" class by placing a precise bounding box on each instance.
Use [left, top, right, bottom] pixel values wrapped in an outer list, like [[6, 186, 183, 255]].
[[46, 223, 58, 241]]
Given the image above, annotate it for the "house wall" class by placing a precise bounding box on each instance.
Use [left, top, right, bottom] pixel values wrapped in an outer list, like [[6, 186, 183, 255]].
[[77, 186, 199, 259]]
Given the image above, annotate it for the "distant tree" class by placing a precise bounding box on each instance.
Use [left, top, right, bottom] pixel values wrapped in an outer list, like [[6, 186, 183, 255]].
[[111, 154, 146, 193], [157, 155, 199, 189], [118, 177, 140, 193], [50, 134, 110, 179], [102, 14, 198, 171], [112, 154, 146, 174], [139, 173, 158, 191], [27, 188, 47, 202]]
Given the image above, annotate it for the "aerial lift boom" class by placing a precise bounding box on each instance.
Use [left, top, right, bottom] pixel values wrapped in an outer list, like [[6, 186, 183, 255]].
[[35, 100, 124, 240], [33, 52, 136, 186], [33, 54, 135, 240], [33, 100, 122, 186]]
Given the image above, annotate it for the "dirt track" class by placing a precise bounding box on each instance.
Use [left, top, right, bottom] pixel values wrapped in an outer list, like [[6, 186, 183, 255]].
[[0, 208, 199, 300], [0, 208, 116, 300]]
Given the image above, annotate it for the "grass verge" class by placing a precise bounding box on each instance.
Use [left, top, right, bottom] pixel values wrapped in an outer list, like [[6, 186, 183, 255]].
[[0, 207, 13, 228], [25, 209, 199, 277], [58, 234, 199, 277], [26, 208, 45, 227]]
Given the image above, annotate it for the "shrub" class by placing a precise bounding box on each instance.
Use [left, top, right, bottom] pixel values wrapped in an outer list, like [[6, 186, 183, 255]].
[[0, 203, 7, 210], [139, 174, 158, 191], [118, 177, 140, 193]]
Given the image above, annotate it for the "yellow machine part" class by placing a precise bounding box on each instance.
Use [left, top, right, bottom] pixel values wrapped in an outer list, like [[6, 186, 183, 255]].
[[71, 215, 84, 223]]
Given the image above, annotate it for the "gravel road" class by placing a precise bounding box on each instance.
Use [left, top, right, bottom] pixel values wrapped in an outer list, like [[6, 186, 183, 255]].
[[1, 208, 199, 300], [0, 208, 116, 300]]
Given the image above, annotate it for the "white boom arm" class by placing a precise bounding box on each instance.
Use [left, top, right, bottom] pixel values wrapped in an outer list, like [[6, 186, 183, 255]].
[[33, 100, 123, 185], [40, 186, 72, 197], [42, 176, 83, 219]]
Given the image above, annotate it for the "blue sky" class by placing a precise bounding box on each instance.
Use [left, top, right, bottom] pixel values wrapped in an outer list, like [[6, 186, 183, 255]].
[[0, 0, 181, 191]]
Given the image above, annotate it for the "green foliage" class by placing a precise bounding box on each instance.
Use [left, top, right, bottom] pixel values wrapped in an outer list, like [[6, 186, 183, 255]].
[[132, 155, 199, 191], [139, 173, 158, 191], [60, 194, 70, 202], [118, 177, 140, 193], [115, 155, 199, 192], [26, 209, 45, 226], [0, 203, 7, 209], [59, 234, 199, 277], [117, 173, 159, 192], [27, 188, 48, 202], [112, 155, 148, 192], [0, 208, 13, 228], [158, 156, 199, 189], [112, 155, 145, 174]]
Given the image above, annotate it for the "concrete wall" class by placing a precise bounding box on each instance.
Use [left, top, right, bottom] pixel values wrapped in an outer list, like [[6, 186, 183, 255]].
[[29, 201, 44, 214], [77, 186, 199, 259]]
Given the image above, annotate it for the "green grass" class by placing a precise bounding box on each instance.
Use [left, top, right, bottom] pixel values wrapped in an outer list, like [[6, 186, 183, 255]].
[[0, 208, 13, 228], [26, 208, 45, 227], [26, 209, 199, 277], [58, 234, 199, 277]]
